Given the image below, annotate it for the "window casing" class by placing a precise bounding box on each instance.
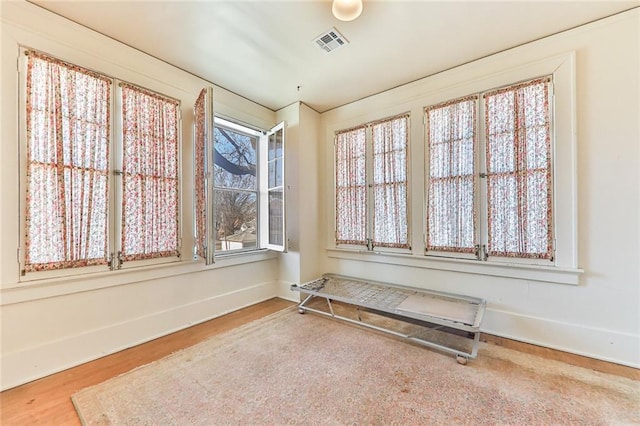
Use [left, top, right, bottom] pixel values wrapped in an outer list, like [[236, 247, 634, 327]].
[[20, 49, 182, 279], [193, 87, 287, 263], [425, 77, 554, 263], [335, 114, 410, 251]]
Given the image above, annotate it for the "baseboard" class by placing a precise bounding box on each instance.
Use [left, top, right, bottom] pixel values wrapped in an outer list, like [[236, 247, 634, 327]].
[[275, 280, 301, 303], [0, 281, 277, 391], [480, 333, 640, 380], [482, 308, 640, 370]]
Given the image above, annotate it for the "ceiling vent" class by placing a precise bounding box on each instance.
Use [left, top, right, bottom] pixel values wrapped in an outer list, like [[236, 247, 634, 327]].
[[313, 28, 349, 53]]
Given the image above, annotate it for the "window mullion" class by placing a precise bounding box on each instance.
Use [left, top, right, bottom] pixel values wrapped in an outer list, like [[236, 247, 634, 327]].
[[111, 80, 124, 270], [366, 125, 374, 250], [477, 96, 488, 261]]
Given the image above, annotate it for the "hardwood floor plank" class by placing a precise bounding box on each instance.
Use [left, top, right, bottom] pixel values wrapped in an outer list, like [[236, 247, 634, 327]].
[[0, 298, 294, 425]]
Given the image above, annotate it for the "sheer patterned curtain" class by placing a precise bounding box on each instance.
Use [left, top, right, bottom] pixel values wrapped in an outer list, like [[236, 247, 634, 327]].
[[484, 77, 552, 259], [371, 115, 410, 249], [335, 126, 367, 246], [194, 89, 206, 259], [25, 51, 112, 272], [121, 83, 180, 261], [425, 96, 477, 253]]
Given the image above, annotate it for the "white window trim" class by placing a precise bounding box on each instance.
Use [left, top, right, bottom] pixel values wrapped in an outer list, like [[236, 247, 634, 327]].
[[1, 250, 277, 306], [327, 247, 582, 285], [334, 113, 412, 253], [327, 51, 580, 284], [17, 48, 184, 281]]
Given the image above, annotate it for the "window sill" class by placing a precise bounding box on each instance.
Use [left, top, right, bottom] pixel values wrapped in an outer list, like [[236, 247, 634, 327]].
[[1, 250, 277, 306], [326, 248, 583, 285]]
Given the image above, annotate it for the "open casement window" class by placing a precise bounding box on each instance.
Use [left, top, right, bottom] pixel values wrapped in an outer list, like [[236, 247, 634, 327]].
[[119, 83, 181, 265], [335, 114, 410, 251], [194, 100, 287, 261], [261, 122, 287, 252], [23, 50, 112, 273], [425, 96, 478, 256], [483, 77, 553, 260], [193, 88, 215, 265]]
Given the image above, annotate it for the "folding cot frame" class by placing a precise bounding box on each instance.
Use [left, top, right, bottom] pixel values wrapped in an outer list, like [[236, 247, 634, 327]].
[[291, 274, 486, 364]]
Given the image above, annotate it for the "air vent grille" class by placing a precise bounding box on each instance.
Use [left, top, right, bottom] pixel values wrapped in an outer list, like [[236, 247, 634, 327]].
[[313, 28, 349, 53]]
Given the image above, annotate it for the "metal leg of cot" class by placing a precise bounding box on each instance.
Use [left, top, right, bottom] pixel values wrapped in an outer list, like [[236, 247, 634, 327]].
[[326, 298, 335, 316], [298, 294, 314, 314]]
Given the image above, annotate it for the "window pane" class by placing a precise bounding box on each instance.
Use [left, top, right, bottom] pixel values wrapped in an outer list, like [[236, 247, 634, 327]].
[[268, 190, 284, 246], [25, 52, 111, 272], [268, 158, 283, 188], [268, 129, 283, 161], [425, 98, 477, 253], [215, 190, 257, 252], [371, 116, 410, 248], [485, 78, 552, 259], [335, 127, 367, 245], [214, 126, 257, 190], [121, 84, 180, 261]]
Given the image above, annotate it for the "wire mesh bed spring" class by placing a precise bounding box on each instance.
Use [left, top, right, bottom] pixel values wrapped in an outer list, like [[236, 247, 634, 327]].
[[291, 274, 486, 364]]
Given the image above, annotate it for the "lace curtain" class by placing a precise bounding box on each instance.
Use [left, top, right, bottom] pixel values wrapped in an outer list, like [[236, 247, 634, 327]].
[[194, 89, 206, 259], [121, 83, 180, 261], [484, 77, 552, 259], [371, 115, 410, 249], [335, 126, 367, 245], [25, 51, 112, 272], [425, 97, 477, 253]]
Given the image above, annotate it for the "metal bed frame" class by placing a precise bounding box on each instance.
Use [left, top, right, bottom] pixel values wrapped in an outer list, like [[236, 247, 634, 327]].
[[291, 274, 486, 364]]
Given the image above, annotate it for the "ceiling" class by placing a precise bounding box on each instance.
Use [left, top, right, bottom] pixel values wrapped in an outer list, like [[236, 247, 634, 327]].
[[30, 1, 638, 113]]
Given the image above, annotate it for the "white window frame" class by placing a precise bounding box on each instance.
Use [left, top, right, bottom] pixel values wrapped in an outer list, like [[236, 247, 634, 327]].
[[17, 48, 183, 282], [425, 78, 555, 266], [194, 108, 286, 262], [334, 113, 412, 254], [328, 52, 580, 285]]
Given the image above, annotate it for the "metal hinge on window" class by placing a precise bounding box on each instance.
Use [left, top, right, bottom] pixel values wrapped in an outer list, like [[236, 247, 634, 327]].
[[474, 244, 481, 260], [366, 239, 373, 251], [479, 172, 489, 178], [482, 244, 489, 261], [108, 251, 124, 270]]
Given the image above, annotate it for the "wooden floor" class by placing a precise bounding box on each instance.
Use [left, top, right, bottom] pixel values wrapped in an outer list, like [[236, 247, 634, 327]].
[[1, 297, 637, 425], [0, 298, 294, 425]]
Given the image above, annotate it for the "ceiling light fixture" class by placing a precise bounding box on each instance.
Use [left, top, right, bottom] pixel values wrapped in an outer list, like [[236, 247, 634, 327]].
[[332, 0, 363, 22]]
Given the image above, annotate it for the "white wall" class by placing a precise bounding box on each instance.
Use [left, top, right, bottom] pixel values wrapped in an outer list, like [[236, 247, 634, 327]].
[[0, 1, 280, 390], [274, 102, 322, 299], [319, 10, 639, 367]]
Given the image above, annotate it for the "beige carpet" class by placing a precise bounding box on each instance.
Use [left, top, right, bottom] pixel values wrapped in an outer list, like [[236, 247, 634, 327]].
[[72, 306, 639, 425]]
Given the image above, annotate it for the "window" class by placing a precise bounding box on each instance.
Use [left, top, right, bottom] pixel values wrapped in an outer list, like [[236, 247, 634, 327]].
[[425, 77, 553, 262], [21, 50, 181, 276], [213, 119, 259, 253], [120, 84, 180, 262], [193, 88, 286, 263], [335, 114, 410, 250], [24, 51, 112, 272], [425, 96, 478, 254]]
